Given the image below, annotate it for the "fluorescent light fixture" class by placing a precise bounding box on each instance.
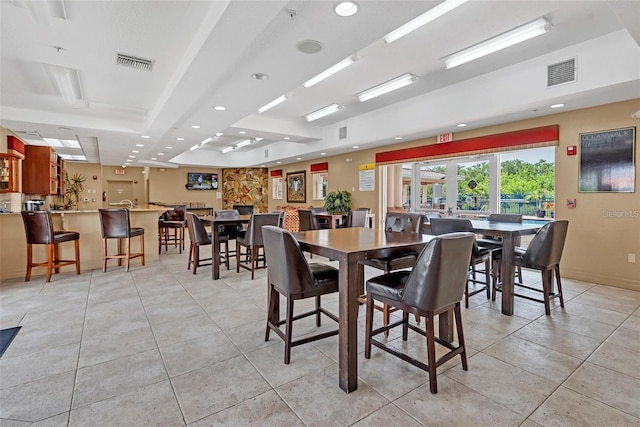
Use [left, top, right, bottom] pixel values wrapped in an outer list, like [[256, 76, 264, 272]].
[[255, 137, 263, 141], [200, 137, 213, 145], [258, 95, 287, 113], [304, 103, 342, 122], [384, 0, 467, 43], [221, 146, 234, 154], [141, 135, 150, 139], [357, 73, 417, 102], [215, 132, 224, 137], [236, 139, 252, 148], [550, 103, 565, 109], [303, 55, 358, 88], [442, 17, 551, 69], [43, 137, 80, 148], [59, 154, 86, 161], [45, 64, 82, 104], [189, 144, 199, 151]]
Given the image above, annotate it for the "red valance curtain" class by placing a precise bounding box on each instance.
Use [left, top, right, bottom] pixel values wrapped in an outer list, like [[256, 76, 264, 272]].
[[270, 169, 283, 177], [310, 162, 329, 173], [375, 125, 559, 165]]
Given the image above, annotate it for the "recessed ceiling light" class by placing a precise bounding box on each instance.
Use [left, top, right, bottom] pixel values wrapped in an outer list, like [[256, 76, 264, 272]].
[[321, 152, 327, 155], [176, 137, 184, 141], [213, 105, 226, 111], [296, 157, 302, 160], [215, 132, 224, 137], [251, 72, 269, 80], [191, 125, 200, 129], [132, 150, 139, 153], [136, 143, 145, 147], [457, 123, 467, 127], [128, 155, 135, 158], [276, 161, 282, 164], [165, 146, 173, 149], [151, 157, 157, 160], [141, 135, 150, 139], [283, 136, 290, 140], [550, 103, 565, 108], [158, 152, 165, 156], [255, 137, 263, 141], [395, 136, 403, 140], [352, 145, 359, 148], [261, 165, 266, 167], [239, 131, 246, 134], [334, 1, 359, 17]]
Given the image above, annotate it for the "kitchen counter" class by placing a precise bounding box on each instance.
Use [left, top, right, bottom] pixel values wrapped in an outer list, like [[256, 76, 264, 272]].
[[0, 208, 165, 280]]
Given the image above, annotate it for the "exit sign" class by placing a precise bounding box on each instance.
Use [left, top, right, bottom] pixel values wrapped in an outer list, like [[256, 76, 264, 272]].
[[438, 133, 453, 143], [114, 169, 125, 175]]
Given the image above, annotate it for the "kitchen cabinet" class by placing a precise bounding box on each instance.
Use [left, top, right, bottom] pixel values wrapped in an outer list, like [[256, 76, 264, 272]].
[[23, 146, 60, 195], [0, 153, 20, 193]]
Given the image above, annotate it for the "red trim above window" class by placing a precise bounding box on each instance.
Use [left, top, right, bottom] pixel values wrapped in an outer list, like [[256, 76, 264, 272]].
[[310, 162, 329, 173], [270, 169, 283, 177], [375, 125, 559, 165]]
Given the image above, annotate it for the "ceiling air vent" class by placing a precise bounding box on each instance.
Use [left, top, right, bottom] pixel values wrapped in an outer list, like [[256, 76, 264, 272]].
[[339, 126, 347, 140], [547, 58, 575, 87], [116, 53, 154, 71]]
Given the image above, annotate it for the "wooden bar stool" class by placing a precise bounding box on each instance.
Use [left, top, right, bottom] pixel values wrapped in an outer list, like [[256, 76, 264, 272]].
[[21, 211, 80, 282], [158, 204, 186, 254], [98, 208, 145, 272]]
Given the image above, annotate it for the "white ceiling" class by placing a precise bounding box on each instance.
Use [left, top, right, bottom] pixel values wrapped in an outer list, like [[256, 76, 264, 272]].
[[1, 0, 639, 168]]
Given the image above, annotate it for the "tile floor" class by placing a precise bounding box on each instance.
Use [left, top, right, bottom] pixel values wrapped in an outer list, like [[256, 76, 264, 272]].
[[1, 246, 639, 426]]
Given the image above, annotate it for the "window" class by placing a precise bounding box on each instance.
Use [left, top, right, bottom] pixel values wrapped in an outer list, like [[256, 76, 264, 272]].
[[272, 177, 283, 200], [312, 172, 328, 200]]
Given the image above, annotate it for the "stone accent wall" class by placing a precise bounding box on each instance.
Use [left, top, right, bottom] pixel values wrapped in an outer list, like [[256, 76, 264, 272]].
[[222, 168, 268, 212]]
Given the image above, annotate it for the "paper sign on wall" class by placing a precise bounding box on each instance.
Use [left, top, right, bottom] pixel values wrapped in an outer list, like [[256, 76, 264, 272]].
[[359, 163, 375, 191]]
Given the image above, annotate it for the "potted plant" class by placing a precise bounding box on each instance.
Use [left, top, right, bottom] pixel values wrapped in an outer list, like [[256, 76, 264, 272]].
[[324, 189, 351, 214], [59, 172, 87, 210]]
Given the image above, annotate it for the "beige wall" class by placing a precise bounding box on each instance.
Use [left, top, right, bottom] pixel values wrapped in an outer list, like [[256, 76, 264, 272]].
[[269, 99, 640, 291], [147, 166, 224, 210]]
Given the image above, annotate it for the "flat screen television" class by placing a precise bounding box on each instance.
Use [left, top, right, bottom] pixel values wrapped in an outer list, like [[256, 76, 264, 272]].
[[186, 172, 218, 190]]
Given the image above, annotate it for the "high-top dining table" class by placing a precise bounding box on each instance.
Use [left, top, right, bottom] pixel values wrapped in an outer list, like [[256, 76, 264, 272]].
[[293, 227, 435, 393], [200, 214, 252, 280], [424, 219, 543, 315]]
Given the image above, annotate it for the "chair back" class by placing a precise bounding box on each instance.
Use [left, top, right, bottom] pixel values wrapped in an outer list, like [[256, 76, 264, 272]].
[[488, 213, 522, 223], [162, 204, 187, 222], [522, 220, 569, 268], [99, 208, 131, 239], [21, 211, 54, 244], [344, 210, 368, 228], [215, 209, 240, 219], [298, 209, 319, 231], [262, 225, 315, 294], [186, 213, 211, 245], [425, 213, 442, 222], [232, 205, 254, 215], [401, 232, 475, 311], [429, 218, 483, 256], [272, 211, 286, 228], [384, 212, 424, 233], [242, 213, 281, 245]]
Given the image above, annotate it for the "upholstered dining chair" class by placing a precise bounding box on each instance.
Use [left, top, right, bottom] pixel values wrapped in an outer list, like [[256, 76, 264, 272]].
[[98, 208, 144, 272], [21, 210, 80, 282], [364, 232, 475, 394], [298, 209, 320, 232], [215, 209, 241, 269], [429, 218, 492, 308], [261, 225, 339, 364], [185, 212, 212, 274], [359, 212, 425, 334], [236, 213, 281, 279], [339, 209, 368, 228], [158, 204, 186, 254], [492, 220, 569, 315]]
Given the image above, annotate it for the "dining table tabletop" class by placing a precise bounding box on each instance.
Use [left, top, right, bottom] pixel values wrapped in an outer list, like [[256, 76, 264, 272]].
[[199, 214, 252, 280], [293, 227, 436, 393]]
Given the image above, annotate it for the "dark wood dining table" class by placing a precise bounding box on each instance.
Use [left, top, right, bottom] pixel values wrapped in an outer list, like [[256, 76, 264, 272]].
[[199, 214, 252, 280], [313, 212, 345, 228], [424, 219, 543, 316], [293, 227, 436, 393]]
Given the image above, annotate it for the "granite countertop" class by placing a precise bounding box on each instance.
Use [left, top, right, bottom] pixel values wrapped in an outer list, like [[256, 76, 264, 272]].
[[0, 205, 166, 215]]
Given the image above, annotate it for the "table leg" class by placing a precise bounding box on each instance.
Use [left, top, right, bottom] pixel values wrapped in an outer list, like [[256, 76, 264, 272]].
[[212, 226, 221, 280], [501, 235, 515, 315], [338, 255, 360, 393], [438, 312, 454, 342]]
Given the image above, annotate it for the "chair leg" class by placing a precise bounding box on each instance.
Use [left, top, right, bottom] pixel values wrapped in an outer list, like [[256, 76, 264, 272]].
[[542, 268, 552, 315], [464, 279, 469, 308], [54, 243, 60, 274], [364, 295, 374, 359], [25, 243, 33, 281], [485, 259, 491, 299], [555, 264, 564, 308], [236, 241, 241, 273], [425, 315, 438, 394], [224, 239, 229, 270], [102, 238, 108, 272], [454, 303, 468, 371], [251, 247, 257, 280], [140, 234, 145, 266], [315, 295, 321, 327], [402, 311, 409, 341], [193, 244, 199, 274], [284, 297, 294, 364], [74, 240, 81, 274], [46, 243, 54, 282], [383, 304, 391, 337], [125, 237, 131, 272]]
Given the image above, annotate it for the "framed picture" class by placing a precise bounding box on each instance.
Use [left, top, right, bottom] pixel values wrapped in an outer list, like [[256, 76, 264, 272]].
[[286, 171, 306, 203], [579, 127, 635, 193]]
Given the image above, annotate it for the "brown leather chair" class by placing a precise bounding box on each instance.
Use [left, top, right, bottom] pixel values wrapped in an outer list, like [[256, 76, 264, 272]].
[[298, 209, 320, 231], [492, 220, 569, 315], [98, 208, 144, 272], [262, 225, 339, 364], [429, 218, 492, 308], [360, 212, 425, 333], [340, 210, 368, 228], [185, 212, 212, 274], [236, 213, 281, 279], [21, 211, 80, 282], [158, 204, 186, 254], [364, 232, 475, 394]]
